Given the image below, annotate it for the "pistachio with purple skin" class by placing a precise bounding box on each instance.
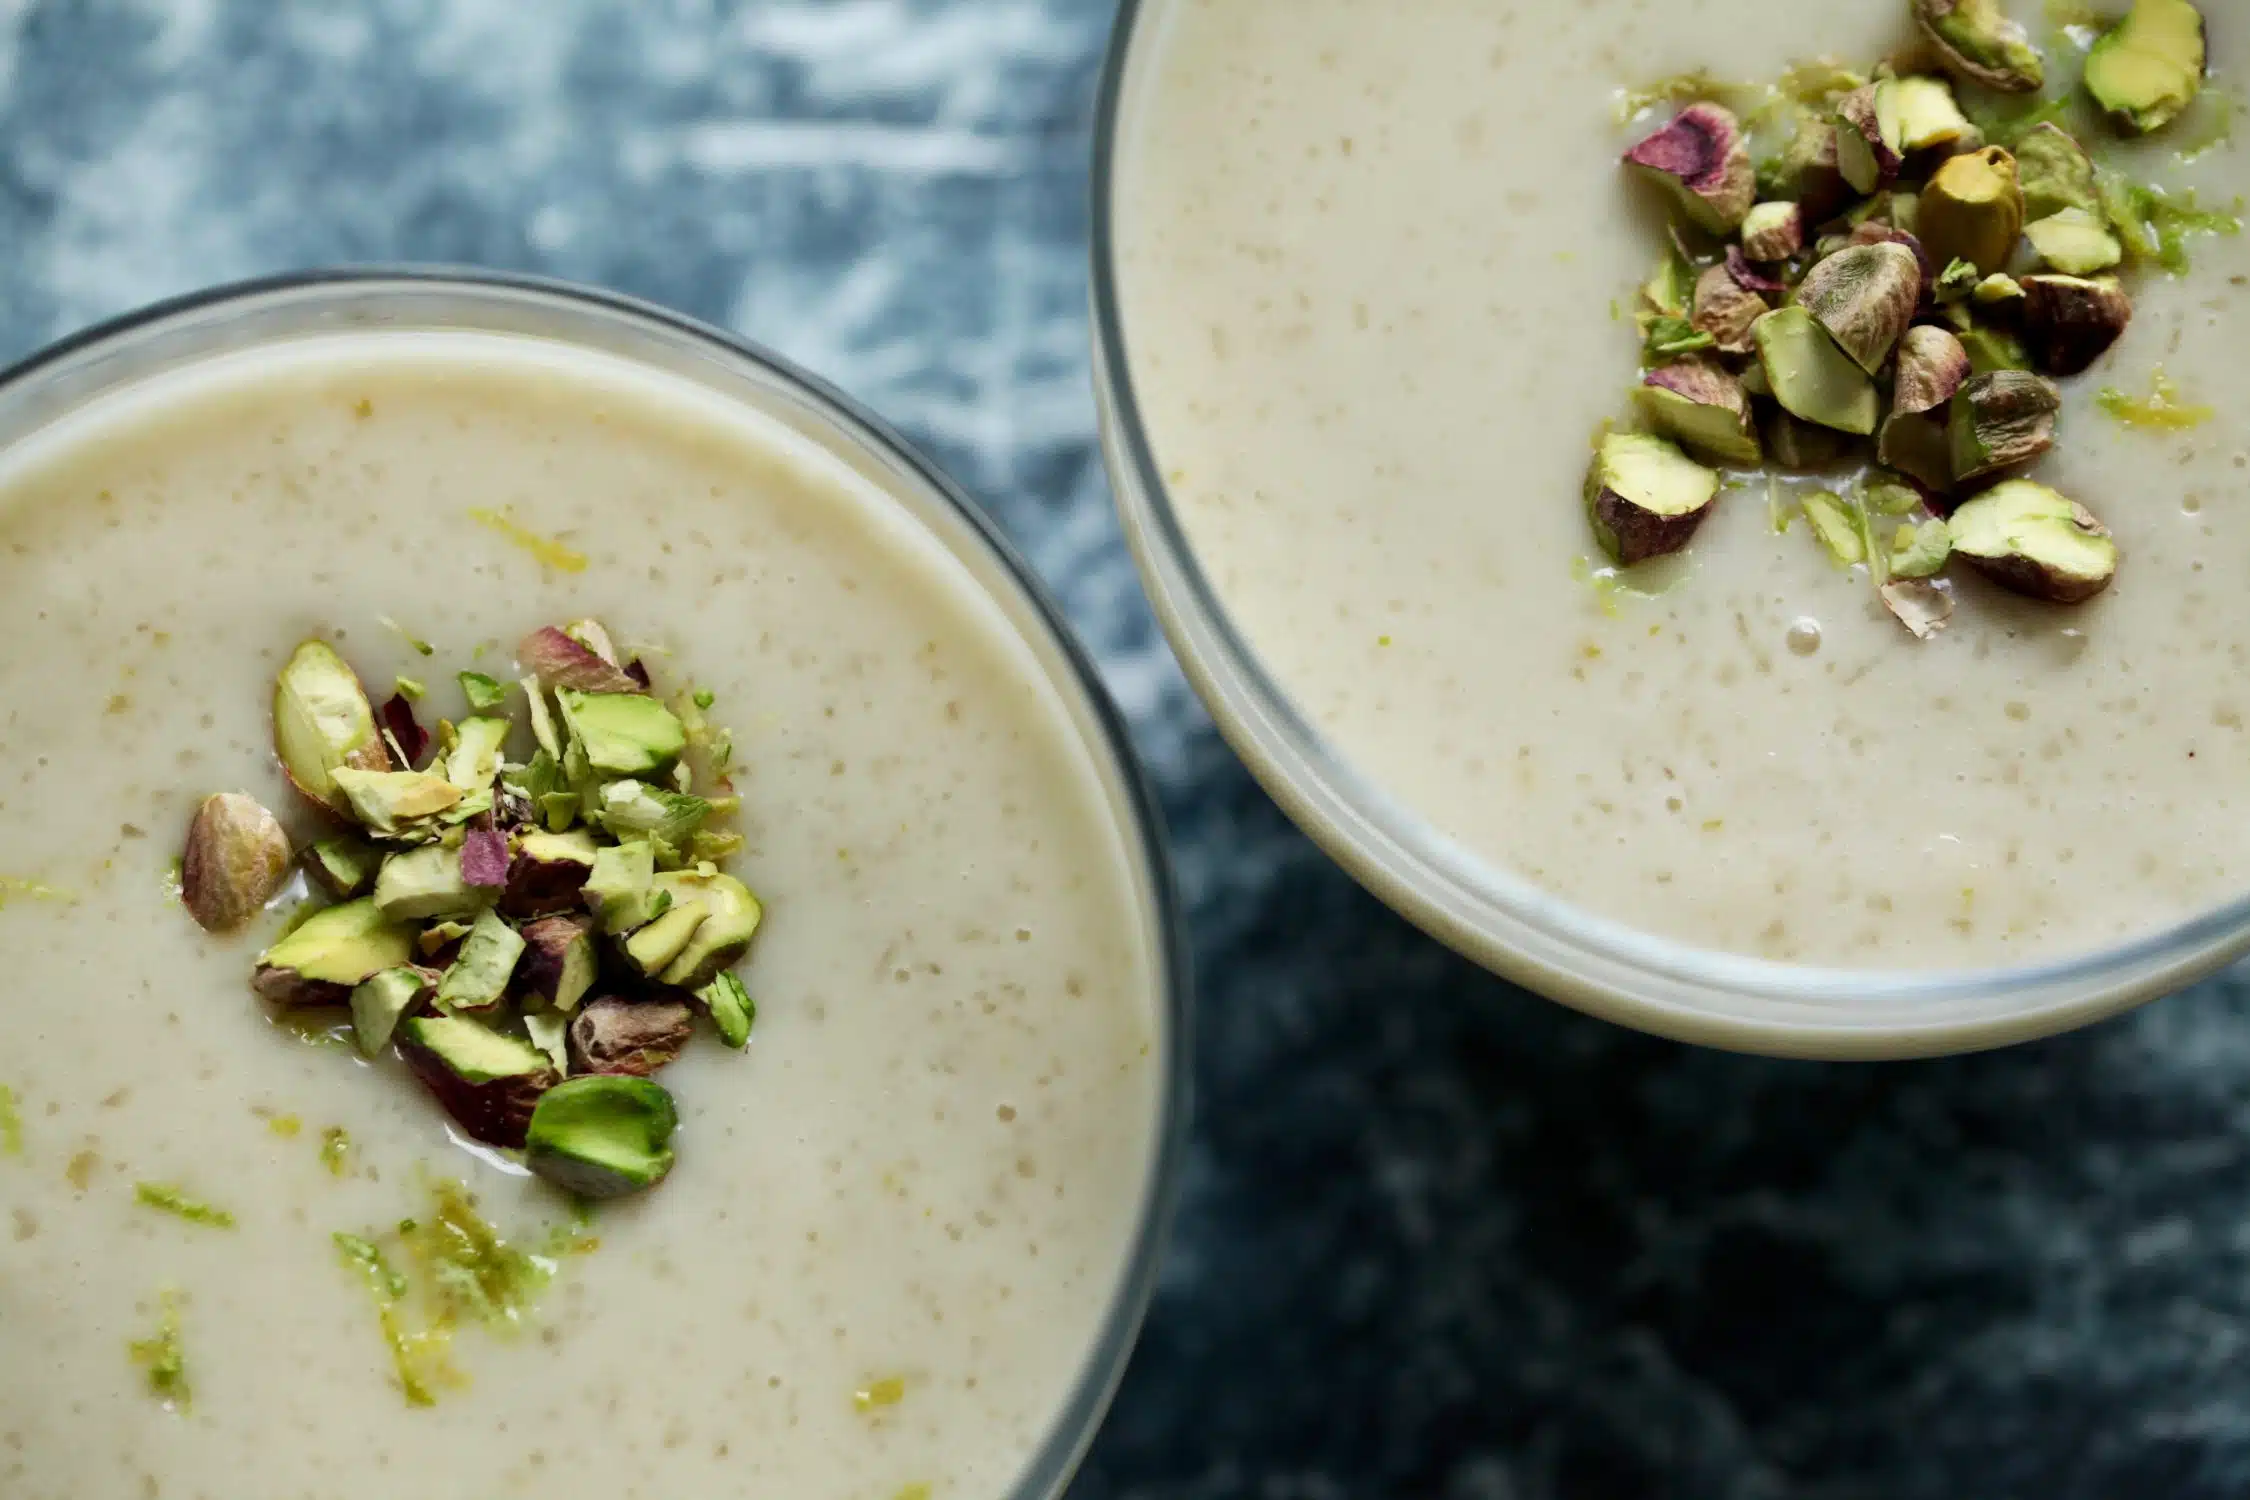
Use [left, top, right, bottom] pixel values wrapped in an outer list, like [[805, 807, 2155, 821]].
[[517, 625, 644, 695], [1724, 246, 1785, 296], [1949, 370, 2063, 481], [460, 825, 512, 889], [1833, 85, 1901, 195], [2020, 274, 2134, 376], [1584, 433, 1722, 566], [518, 913, 598, 1012], [1740, 202, 1805, 262], [1690, 264, 1767, 356], [1893, 325, 1974, 417], [1914, 0, 2046, 93], [567, 995, 696, 1079], [1793, 242, 1922, 375], [1634, 359, 1762, 466], [1624, 103, 1755, 233]]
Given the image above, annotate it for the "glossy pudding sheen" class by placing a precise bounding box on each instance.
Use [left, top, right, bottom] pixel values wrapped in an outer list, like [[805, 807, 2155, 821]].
[[1116, 0, 2250, 968], [0, 332, 1160, 1497]]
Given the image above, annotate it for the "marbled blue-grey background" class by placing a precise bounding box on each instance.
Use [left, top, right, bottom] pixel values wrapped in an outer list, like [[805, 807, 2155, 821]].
[[7, 3, 2250, 1496]]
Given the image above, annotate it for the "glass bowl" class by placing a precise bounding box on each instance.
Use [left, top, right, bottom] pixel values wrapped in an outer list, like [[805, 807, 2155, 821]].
[[0, 269, 1190, 1498], [1088, 0, 2246, 1060]]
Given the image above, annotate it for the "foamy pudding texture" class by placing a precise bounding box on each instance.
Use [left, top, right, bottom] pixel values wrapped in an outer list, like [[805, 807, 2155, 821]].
[[0, 330, 1160, 1498], [1117, 0, 2250, 968]]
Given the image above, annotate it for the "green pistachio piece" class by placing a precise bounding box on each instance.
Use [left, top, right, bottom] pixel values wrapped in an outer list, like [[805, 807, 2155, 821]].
[[373, 843, 495, 923], [523, 1010, 571, 1076], [1582, 432, 1722, 566], [180, 792, 291, 935], [522, 678, 562, 759], [1689, 265, 1768, 356], [1947, 480, 2119, 602], [1875, 75, 1977, 154], [433, 909, 525, 1015], [1889, 518, 1955, 578], [1914, 0, 2045, 94], [272, 640, 391, 815], [1974, 274, 2026, 306], [396, 1015, 556, 1148], [1642, 251, 1695, 318], [519, 914, 598, 1013], [1834, 85, 1900, 195], [253, 898, 417, 1006], [2084, 0, 2207, 135], [1960, 322, 2033, 374], [555, 692, 687, 777], [1932, 258, 1983, 304], [584, 839, 669, 934], [457, 672, 509, 712], [621, 890, 711, 980], [596, 780, 711, 852], [1752, 306, 1879, 436], [523, 1076, 678, 1200], [1634, 359, 1762, 466], [1881, 578, 1956, 639], [697, 972, 756, 1050], [658, 874, 762, 991], [304, 835, 381, 898], [2025, 208, 2125, 275], [2014, 123, 2101, 220], [1920, 147, 2026, 276], [443, 717, 511, 797], [1867, 479, 1929, 517], [349, 965, 435, 1058], [1794, 242, 1922, 374], [329, 769, 463, 836]]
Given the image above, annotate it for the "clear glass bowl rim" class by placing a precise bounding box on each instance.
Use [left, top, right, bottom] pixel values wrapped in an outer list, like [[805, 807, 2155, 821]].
[[0, 267, 1193, 1498], [1086, 0, 2249, 1059]]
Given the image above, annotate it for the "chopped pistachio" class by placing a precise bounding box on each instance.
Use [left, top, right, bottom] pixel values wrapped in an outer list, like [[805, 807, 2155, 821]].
[[1948, 481, 2119, 603], [2014, 122, 2100, 220], [555, 692, 687, 777], [1833, 85, 1900, 194], [1890, 518, 1955, 578], [688, 829, 746, 864], [331, 769, 463, 836], [374, 843, 494, 923], [1894, 325, 1974, 416], [457, 672, 509, 712], [442, 717, 511, 798], [1867, 480, 1927, 518], [433, 909, 525, 1016], [697, 972, 756, 1050], [350, 965, 434, 1057], [1974, 273, 2026, 306], [1623, 103, 1756, 232], [1752, 306, 1880, 436], [1688, 264, 1768, 356], [1875, 74, 1977, 153], [1960, 322, 2034, 374], [1950, 371, 2063, 481], [394, 676, 426, 701], [272, 640, 391, 815], [1642, 313, 1718, 363], [1583, 432, 1722, 566], [179, 792, 291, 934], [524, 1076, 679, 1200], [1763, 409, 1850, 472], [519, 914, 598, 1013], [2084, 0, 2207, 134], [416, 919, 473, 958], [254, 898, 417, 1007], [1740, 201, 1806, 261], [517, 625, 640, 695], [1879, 411, 1958, 495], [524, 1010, 571, 1076], [1881, 578, 1957, 639], [585, 839, 668, 934], [396, 1015, 557, 1148], [305, 835, 382, 898], [2020, 274, 2134, 375], [1914, 0, 2046, 93], [1921, 147, 2026, 277], [1933, 257, 1983, 303], [596, 779, 713, 853], [1634, 359, 1762, 465], [2025, 208, 2125, 274], [134, 1182, 236, 1229], [655, 873, 762, 990], [1794, 242, 1922, 374], [1799, 491, 1867, 566], [568, 995, 694, 1078], [691, 688, 716, 712]]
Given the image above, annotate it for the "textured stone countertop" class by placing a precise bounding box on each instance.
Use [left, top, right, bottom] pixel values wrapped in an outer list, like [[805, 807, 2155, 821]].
[[6, 3, 2249, 1497]]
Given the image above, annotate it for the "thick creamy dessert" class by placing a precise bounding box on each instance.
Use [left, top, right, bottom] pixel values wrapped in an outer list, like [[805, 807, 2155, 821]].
[[1115, 0, 2250, 968], [0, 325, 1163, 1497]]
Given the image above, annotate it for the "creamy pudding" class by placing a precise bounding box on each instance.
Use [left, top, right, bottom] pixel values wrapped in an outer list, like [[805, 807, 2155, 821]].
[[1112, 0, 2250, 969], [0, 305, 1167, 1498]]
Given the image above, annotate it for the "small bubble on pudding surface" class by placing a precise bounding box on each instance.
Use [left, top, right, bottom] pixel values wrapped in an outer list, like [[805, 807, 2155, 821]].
[[1785, 619, 1822, 656]]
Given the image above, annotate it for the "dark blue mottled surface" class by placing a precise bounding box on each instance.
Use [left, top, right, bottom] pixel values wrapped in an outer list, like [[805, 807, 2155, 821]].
[[7, 3, 2250, 1496]]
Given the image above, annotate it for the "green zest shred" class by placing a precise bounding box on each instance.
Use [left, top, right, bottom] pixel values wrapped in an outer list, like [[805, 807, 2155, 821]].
[[320, 1126, 353, 1178], [333, 1178, 598, 1407], [2099, 169, 2243, 273], [134, 1182, 237, 1229], [2098, 368, 2215, 429], [128, 1289, 192, 1411], [0, 876, 71, 909], [0, 1083, 20, 1157], [466, 508, 589, 573]]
